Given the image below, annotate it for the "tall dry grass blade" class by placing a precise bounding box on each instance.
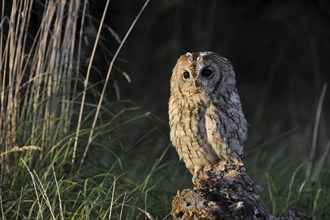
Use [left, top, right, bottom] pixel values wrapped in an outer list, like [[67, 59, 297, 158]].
[[72, 0, 110, 166], [18, 24, 42, 136], [108, 176, 117, 220], [61, 0, 80, 135], [0, 190, 4, 220], [0, 1, 9, 173], [306, 83, 327, 179], [21, 159, 43, 219], [41, 0, 63, 146], [0, 0, 4, 64], [31, 1, 57, 145], [6, 0, 18, 149], [119, 192, 127, 220], [67, 0, 87, 137], [33, 170, 56, 220], [80, 0, 151, 167], [10, 0, 32, 147], [13, 0, 33, 144], [311, 140, 330, 182], [52, 165, 64, 220]]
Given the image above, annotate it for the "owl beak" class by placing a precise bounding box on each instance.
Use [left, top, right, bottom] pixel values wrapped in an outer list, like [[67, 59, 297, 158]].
[[194, 80, 201, 88], [192, 80, 201, 93]]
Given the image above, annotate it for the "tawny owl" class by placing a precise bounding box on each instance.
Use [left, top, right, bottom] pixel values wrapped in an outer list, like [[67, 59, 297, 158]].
[[169, 51, 247, 182]]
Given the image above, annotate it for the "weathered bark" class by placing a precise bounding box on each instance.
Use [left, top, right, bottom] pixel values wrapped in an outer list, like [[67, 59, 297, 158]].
[[172, 162, 309, 220]]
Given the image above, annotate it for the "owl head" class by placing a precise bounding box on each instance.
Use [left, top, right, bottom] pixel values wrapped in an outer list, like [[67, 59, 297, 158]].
[[171, 51, 237, 98]]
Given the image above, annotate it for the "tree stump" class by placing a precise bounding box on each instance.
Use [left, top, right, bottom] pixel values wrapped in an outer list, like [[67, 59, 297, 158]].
[[171, 161, 309, 220]]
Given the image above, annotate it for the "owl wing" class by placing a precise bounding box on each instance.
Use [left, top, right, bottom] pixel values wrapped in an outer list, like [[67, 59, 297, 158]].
[[207, 90, 247, 160]]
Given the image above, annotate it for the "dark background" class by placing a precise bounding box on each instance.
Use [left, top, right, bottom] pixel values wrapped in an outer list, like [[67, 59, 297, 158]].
[[62, 0, 330, 160], [101, 0, 330, 137], [3, 0, 330, 157]]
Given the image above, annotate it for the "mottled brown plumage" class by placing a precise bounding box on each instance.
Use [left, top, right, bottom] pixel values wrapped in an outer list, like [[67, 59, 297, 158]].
[[168, 51, 247, 182]]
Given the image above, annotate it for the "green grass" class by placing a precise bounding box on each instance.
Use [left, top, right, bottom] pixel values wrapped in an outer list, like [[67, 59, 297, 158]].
[[1, 100, 179, 219], [245, 85, 330, 219], [1, 0, 329, 219]]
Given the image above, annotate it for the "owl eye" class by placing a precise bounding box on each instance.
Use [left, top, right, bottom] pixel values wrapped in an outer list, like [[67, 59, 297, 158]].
[[183, 71, 190, 79], [201, 68, 213, 78]]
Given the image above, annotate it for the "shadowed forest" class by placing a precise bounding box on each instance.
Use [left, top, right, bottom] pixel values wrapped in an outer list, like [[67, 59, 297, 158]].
[[0, 0, 329, 219]]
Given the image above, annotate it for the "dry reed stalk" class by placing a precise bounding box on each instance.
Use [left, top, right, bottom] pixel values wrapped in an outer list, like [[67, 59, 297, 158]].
[[72, 0, 109, 166], [0, 145, 42, 157], [79, 0, 151, 167], [0, 0, 81, 172]]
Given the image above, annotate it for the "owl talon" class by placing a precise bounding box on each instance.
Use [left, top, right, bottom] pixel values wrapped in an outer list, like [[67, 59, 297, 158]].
[[192, 166, 202, 184], [192, 173, 197, 185]]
